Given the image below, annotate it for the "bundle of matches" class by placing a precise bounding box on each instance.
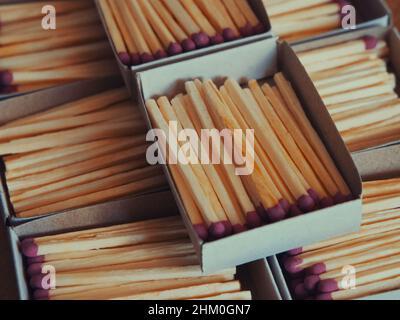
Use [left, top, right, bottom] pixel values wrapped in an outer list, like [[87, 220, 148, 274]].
[[98, 0, 266, 66], [0, 1, 119, 95], [0, 87, 167, 218], [264, 0, 347, 41], [145, 73, 351, 242], [297, 36, 400, 152], [282, 177, 400, 300], [20, 216, 251, 300]]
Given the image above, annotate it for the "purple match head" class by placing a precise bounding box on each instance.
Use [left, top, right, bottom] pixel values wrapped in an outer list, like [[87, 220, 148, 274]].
[[0, 70, 13, 86], [222, 28, 239, 42], [287, 247, 303, 256], [193, 223, 209, 241], [279, 199, 290, 213], [266, 204, 287, 222], [167, 42, 183, 56], [294, 283, 309, 300], [191, 32, 210, 48], [232, 224, 248, 234], [181, 38, 196, 52], [33, 289, 50, 300], [315, 293, 333, 300], [333, 192, 347, 204], [318, 279, 339, 293], [289, 278, 303, 291], [320, 197, 334, 209], [283, 256, 303, 274], [297, 195, 316, 213], [246, 211, 263, 229], [209, 222, 226, 239], [30, 274, 46, 290], [363, 35, 379, 50], [222, 220, 233, 237], [304, 275, 321, 292], [307, 189, 320, 205], [154, 49, 168, 60], [254, 23, 267, 35], [140, 52, 155, 64], [239, 23, 255, 37], [27, 263, 44, 276], [210, 33, 224, 45], [289, 204, 303, 217], [117, 52, 131, 66], [21, 239, 38, 258], [307, 263, 327, 275], [27, 256, 45, 264], [130, 53, 141, 66]]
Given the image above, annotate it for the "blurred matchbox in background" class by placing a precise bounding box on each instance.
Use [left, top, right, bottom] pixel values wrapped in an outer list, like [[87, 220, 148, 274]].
[[264, 0, 390, 44], [94, 0, 272, 98], [4, 191, 280, 300], [136, 37, 362, 273]]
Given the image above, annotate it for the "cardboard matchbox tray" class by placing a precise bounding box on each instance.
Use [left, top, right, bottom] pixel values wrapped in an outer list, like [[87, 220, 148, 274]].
[[3, 190, 280, 300], [268, 0, 391, 45], [94, 0, 272, 99], [0, 77, 168, 226], [268, 148, 400, 300], [292, 25, 400, 155], [136, 37, 363, 273]]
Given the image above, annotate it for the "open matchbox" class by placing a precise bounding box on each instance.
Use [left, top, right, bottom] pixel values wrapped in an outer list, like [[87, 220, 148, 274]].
[[136, 37, 363, 273], [0, 77, 168, 226], [1, 190, 281, 300], [293, 26, 400, 156], [94, 0, 273, 99]]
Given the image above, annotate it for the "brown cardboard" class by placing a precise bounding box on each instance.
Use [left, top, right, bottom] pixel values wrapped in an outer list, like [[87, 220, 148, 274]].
[[293, 26, 400, 155], [136, 37, 362, 273], [0, 77, 168, 226], [5, 190, 279, 300], [94, 0, 273, 99], [266, 0, 391, 45]]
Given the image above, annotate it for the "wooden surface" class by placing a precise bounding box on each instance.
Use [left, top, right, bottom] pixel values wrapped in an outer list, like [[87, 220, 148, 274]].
[[387, 0, 400, 28]]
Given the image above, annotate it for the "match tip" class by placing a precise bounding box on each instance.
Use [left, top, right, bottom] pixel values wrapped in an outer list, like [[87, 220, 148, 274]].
[[289, 204, 303, 217], [181, 38, 196, 52], [193, 223, 209, 241], [320, 197, 334, 209], [209, 222, 226, 239], [232, 224, 248, 234], [239, 23, 255, 37], [222, 220, 233, 237], [246, 211, 263, 228], [130, 53, 141, 66], [279, 199, 290, 213], [307, 263, 327, 275], [30, 274, 46, 290], [363, 35, 379, 50], [21, 239, 38, 258], [27, 256, 45, 264], [118, 52, 131, 66], [33, 289, 49, 300], [154, 49, 168, 60], [254, 23, 267, 35], [0, 70, 13, 86], [318, 279, 339, 293], [287, 247, 303, 256], [333, 192, 347, 204], [210, 33, 225, 45], [304, 275, 321, 292], [307, 189, 320, 205], [297, 195, 316, 213], [192, 32, 210, 48], [140, 52, 155, 64], [283, 256, 303, 274], [27, 263, 44, 276], [266, 204, 287, 223], [167, 42, 183, 56], [315, 293, 333, 301], [294, 283, 308, 300], [222, 28, 239, 42]]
